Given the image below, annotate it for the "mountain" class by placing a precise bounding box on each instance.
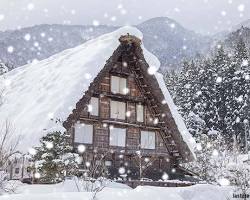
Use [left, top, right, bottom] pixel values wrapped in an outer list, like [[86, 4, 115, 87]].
[[0, 17, 213, 71], [223, 26, 250, 51], [0, 24, 117, 69], [136, 17, 212, 69], [0, 26, 194, 153]]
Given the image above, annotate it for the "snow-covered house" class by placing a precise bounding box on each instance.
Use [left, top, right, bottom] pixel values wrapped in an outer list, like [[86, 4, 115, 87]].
[[63, 34, 195, 180], [0, 26, 195, 181]]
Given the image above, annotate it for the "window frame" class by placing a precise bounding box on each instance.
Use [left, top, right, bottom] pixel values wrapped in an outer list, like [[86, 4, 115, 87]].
[[140, 130, 156, 150], [136, 104, 144, 123], [74, 123, 94, 144], [110, 75, 128, 95], [110, 100, 126, 120], [109, 127, 126, 147], [89, 97, 99, 116]]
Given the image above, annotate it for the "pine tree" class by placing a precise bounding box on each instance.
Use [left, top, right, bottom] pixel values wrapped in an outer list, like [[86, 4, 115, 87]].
[[32, 131, 79, 183]]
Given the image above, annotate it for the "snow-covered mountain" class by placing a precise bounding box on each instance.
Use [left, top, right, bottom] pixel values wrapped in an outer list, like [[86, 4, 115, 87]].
[[0, 26, 194, 153], [0, 17, 212, 71]]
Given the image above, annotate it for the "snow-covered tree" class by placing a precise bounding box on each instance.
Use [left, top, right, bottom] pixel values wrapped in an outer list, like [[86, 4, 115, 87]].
[[32, 131, 79, 183]]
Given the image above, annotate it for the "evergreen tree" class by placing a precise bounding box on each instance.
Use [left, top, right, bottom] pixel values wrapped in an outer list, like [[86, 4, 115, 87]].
[[32, 131, 79, 183]]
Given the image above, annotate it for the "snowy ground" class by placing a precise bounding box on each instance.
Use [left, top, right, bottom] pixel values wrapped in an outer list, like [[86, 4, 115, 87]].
[[0, 180, 234, 200]]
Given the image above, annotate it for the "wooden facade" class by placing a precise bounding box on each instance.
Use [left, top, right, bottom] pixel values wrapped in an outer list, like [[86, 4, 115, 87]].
[[63, 34, 194, 180]]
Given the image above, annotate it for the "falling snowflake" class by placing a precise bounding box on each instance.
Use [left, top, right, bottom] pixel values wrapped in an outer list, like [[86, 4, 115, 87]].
[[212, 149, 219, 157], [221, 11, 227, 16], [92, 20, 100, 27], [27, 3, 35, 11], [77, 144, 86, 153], [118, 167, 126, 174], [122, 87, 129, 94], [236, 95, 243, 102], [245, 74, 250, 80], [218, 178, 230, 186], [162, 172, 169, 181], [0, 14, 4, 21], [7, 46, 14, 53], [48, 37, 53, 42], [85, 161, 91, 167], [24, 34, 31, 41], [40, 32, 46, 37], [196, 143, 202, 151], [28, 148, 37, 155], [238, 4, 245, 12], [170, 23, 175, 28], [242, 59, 248, 67], [147, 65, 157, 75], [216, 77, 222, 83], [34, 172, 41, 179], [47, 112, 54, 119], [126, 111, 131, 117], [153, 118, 159, 125], [110, 16, 117, 21], [45, 142, 53, 149]]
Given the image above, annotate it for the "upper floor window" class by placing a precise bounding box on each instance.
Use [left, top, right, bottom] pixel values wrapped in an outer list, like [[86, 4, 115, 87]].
[[136, 104, 144, 122], [88, 97, 99, 116], [110, 100, 126, 120], [74, 123, 93, 144], [141, 131, 155, 149], [109, 127, 126, 147], [111, 76, 128, 95]]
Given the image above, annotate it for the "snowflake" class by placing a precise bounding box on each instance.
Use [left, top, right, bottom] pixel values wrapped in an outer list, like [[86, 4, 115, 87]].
[[147, 65, 157, 75], [48, 37, 53, 42], [118, 167, 126, 174], [103, 123, 108, 128], [245, 74, 250, 80], [24, 34, 31, 41], [170, 23, 175, 28], [162, 172, 169, 181], [126, 111, 131, 117], [71, 9, 76, 15], [161, 99, 167, 104], [84, 73, 92, 80], [120, 9, 127, 15], [221, 11, 226, 16], [7, 46, 14, 53], [238, 4, 245, 12], [0, 14, 4, 21], [34, 42, 39, 47], [110, 16, 117, 22], [109, 125, 114, 130], [85, 161, 91, 167], [218, 178, 230, 186], [47, 112, 54, 119], [236, 95, 243, 102], [153, 118, 159, 125], [77, 145, 86, 153], [45, 142, 53, 149], [28, 148, 37, 155], [196, 143, 202, 151], [122, 87, 129, 94], [182, 45, 187, 50], [212, 149, 219, 157], [34, 172, 41, 179], [92, 20, 100, 27], [40, 32, 46, 37], [27, 3, 35, 11], [87, 104, 93, 112], [216, 77, 222, 83], [242, 59, 248, 67]]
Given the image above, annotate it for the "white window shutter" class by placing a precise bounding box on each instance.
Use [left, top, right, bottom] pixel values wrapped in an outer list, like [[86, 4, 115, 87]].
[[118, 102, 126, 120], [110, 128, 126, 147], [110, 101, 118, 119], [136, 104, 144, 122], [90, 97, 99, 116], [111, 76, 120, 94], [119, 77, 127, 94], [74, 124, 93, 144], [141, 131, 155, 149]]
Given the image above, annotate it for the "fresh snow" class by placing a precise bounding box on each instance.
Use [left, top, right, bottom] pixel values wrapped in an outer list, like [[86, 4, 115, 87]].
[[1, 180, 233, 200], [0, 26, 194, 155]]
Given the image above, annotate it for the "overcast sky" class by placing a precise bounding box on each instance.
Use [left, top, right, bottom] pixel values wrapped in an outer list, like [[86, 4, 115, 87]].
[[0, 0, 250, 34]]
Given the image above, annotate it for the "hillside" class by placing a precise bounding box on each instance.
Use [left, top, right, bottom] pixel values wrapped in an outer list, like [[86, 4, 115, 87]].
[[0, 17, 212, 71]]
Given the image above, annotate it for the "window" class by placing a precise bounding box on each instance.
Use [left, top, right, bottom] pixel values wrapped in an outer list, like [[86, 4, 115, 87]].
[[110, 100, 126, 120], [88, 97, 99, 116], [141, 131, 155, 149], [74, 123, 93, 144], [111, 76, 127, 94], [15, 168, 20, 174], [110, 128, 126, 147], [136, 104, 144, 122]]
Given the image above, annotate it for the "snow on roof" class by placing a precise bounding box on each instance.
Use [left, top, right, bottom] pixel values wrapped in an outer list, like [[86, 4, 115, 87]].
[[0, 26, 195, 155]]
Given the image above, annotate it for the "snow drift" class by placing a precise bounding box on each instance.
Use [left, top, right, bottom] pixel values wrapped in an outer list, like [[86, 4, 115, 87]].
[[0, 26, 195, 155]]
